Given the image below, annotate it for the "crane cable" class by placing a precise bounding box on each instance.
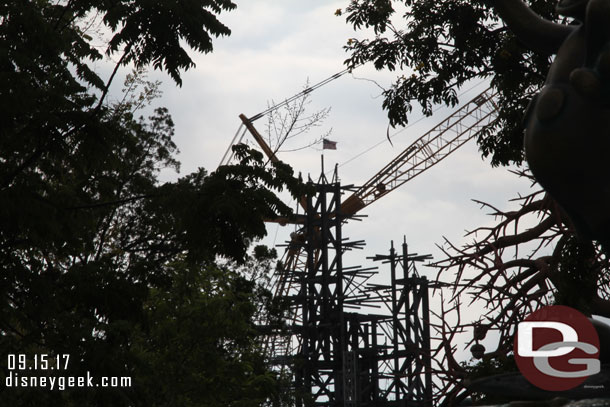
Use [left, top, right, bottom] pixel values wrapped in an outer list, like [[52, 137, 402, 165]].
[[247, 65, 360, 122], [221, 67, 488, 168], [219, 123, 247, 168], [219, 64, 360, 167], [335, 79, 489, 170]]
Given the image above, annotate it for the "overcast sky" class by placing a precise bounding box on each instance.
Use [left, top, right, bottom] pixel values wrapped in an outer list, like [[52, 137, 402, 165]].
[[143, 0, 532, 263], [118, 1, 546, 359]]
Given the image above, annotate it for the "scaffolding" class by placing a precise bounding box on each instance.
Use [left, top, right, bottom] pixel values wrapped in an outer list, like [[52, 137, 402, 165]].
[[223, 83, 501, 407], [272, 175, 434, 407]]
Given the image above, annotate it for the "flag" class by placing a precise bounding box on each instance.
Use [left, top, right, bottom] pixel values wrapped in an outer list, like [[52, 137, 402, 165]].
[[322, 138, 337, 150]]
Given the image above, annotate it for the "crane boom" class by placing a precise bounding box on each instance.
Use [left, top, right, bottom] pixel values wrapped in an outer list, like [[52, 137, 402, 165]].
[[341, 87, 498, 215], [237, 86, 500, 301], [256, 86, 501, 363]]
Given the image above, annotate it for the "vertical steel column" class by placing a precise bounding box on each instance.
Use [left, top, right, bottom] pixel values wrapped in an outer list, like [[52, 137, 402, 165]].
[[295, 179, 347, 406], [289, 181, 433, 407], [401, 239, 433, 407], [389, 242, 401, 401], [421, 276, 433, 406]]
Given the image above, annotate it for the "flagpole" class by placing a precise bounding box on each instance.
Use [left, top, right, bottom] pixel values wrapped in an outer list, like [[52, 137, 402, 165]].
[[321, 154, 325, 180]]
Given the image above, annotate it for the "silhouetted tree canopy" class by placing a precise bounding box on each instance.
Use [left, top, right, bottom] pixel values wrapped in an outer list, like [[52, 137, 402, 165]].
[[343, 0, 559, 166], [0, 1, 301, 405]]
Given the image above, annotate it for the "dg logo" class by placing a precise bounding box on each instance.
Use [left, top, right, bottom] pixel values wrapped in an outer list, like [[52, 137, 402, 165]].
[[514, 305, 600, 391]]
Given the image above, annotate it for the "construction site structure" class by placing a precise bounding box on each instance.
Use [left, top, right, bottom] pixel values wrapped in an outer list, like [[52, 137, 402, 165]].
[[340, 87, 498, 215], [270, 173, 435, 407], [225, 85, 500, 406], [263, 86, 498, 347]]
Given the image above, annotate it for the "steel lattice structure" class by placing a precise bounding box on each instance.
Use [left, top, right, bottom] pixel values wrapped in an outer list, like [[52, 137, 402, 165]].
[[227, 86, 500, 406], [271, 176, 435, 407], [341, 88, 498, 215]]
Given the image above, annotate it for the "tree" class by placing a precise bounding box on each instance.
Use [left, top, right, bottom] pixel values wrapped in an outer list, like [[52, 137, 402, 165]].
[[262, 82, 332, 155], [342, 0, 558, 166], [426, 174, 610, 404], [341, 0, 610, 402], [131, 248, 294, 407], [341, 0, 610, 317], [1, 1, 302, 406]]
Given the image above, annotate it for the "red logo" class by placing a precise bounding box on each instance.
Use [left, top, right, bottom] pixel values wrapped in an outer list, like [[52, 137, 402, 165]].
[[514, 305, 600, 391]]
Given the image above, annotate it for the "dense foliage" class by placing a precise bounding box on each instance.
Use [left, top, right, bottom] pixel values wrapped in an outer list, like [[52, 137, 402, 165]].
[[340, 3, 610, 401], [1, 1, 301, 405], [342, 0, 559, 166]]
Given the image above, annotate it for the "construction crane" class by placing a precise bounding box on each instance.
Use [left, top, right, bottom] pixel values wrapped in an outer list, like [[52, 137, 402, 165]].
[[340, 87, 498, 216], [232, 87, 498, 218], [232, 87, 497, 286], [227, 87, 500, 368]]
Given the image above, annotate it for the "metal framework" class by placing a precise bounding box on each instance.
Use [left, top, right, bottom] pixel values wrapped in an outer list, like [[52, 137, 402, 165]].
[[275, 175, 435, 407], [229, 86, 500, 406], [260, 86, 499, 321], [290, 177, 365, 405], [366, 240, 433, 406], [341, 88, 498, 215]]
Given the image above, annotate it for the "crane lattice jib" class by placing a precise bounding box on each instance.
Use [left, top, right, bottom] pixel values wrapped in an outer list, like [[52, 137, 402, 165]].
[[341, 87, 499, 216], [269, 87, 499, 316], [246, 87, 500, 365]]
